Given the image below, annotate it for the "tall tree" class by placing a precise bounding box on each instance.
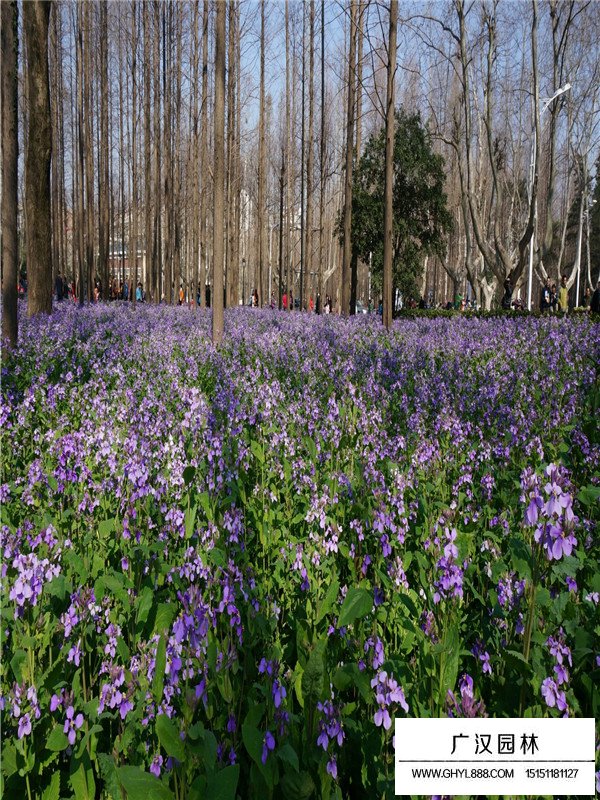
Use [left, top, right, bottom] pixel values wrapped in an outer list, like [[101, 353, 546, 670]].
[[350, 109, 452, 305], [305, 0, 315, 308], [131, 0, 139, 304], [226, 0, 237, 307], [199, 0, 209, 308], [152, 0, 162, 302], [257, 0, 267, 305], [99, 1, 110, 297], [382, 0, 397, 330], [212, 0, 225, 344], [23, 0, 53, 317], [1, 0, 19, 348], [341, 0, 357, 316], [83, 0, 94, 301], [143, 1, 152, 301]]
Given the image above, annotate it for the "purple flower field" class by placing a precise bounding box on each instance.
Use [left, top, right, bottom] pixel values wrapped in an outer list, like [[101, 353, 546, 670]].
[[1, 304, 599, 799]]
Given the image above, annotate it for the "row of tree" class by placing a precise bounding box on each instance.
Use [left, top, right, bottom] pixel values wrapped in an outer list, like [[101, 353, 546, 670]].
[[2, 1, 599, 349]]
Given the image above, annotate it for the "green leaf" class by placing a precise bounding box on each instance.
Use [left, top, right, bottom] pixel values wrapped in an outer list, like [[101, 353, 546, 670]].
[[153, 603, 176, 634], [277, 743, 299, 773], [301, 639, 326, 704], [117, 766, 174, 800], [98, 518, 116, 538], [338, 587, 372, 628], [41, 772, 60, 800], [205, 764, 240, 800], [1, 743, 17, 778], [152, 635, 167, 704], [45, 574, 67, 601], [10, 650, 27, 683], [46, 725, 69, 752], [576, 485, 600, 508], [185, 504, 197, 540], [155, 714, 185, 762], [135, 586, 154, 627], [315, 573, 339, 624], [438, 624, 460, 701], [241, 724, 263, 768], [97, 753, 121, 800], [69, 751, 96, 800], [280, 770, 315, 800], [250, 439, 265, 464], [183, 465, 196, 486]]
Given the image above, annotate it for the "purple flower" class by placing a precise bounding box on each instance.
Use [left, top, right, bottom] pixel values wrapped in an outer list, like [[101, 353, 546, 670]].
[[374, 706, 392, 730], [371, 670, 408, 729], [261, 730, 275, 764], [272, 679, 286, 708], [63, 705, 84, 745], [446, 674, 487, 718], [150, 754, 163, 777], [18, 713, 32, 739], [540, 678, 567, 711], [326, 757, 338, 780]]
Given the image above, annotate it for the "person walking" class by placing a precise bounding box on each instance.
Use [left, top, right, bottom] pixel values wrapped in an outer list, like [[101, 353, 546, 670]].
[[590, 280, 600, 314], [501, 278, 512, 310], [558, 275, 569, 315], [55, 273, 64, 302], [540, 277, 551, 313], [550, 282, 558, 313]]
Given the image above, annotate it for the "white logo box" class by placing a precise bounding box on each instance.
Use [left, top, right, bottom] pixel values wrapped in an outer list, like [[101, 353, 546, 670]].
[[395, 717, 596, 796]]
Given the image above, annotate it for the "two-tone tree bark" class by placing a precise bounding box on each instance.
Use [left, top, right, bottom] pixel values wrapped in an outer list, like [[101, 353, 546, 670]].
[[305, 0, 315, 309], [382, 0, 397, 330], [257, 0, 267, 306], [1, 0, 19, 348], [99, 1, 110, 297], [212, 0, 225, 344], [341, 0, 357, 316], [199, 0, 209, 307], [24, 0, 53, 317]]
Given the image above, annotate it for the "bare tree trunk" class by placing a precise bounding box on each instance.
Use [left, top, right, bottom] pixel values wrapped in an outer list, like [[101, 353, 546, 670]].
[[143, 1, 152, 301], [318, 0, 325, 309], [278, 153, 285, 308], [118, 6, 126, 295], [83, 0, 94, 301], [212, 0, 225, 344], [49, 6, 60, 289], [350, 0, 364, 314], [382, 0, 397, 330], [226, 0, 237, 308], [191, 0, 199, 310], [99, 1, 109, 298], [305, 0, 315, 308], [24, 0, 52, 317], [163, 3, 172, 303], [152, 0, 161, 302], [2, 0, 19, 348], [173, 4, 182, 304], [199, 0, 209, 308], [131, 0, 139, 305], [341, 0, 357, 317], [76, 2, 86, 303], [232, 1, 241, 307], [285, 0, 293, 308], [257, 0, 267, 306]]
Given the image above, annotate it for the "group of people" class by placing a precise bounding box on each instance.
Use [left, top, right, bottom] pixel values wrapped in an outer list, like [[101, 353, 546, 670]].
[[539, 275, 570, 314], [54, 274, 76, 302], [41, 272, 600, 315]]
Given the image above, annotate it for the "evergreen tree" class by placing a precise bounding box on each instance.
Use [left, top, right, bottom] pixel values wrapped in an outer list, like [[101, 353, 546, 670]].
[[346, 108, 452, 302]]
